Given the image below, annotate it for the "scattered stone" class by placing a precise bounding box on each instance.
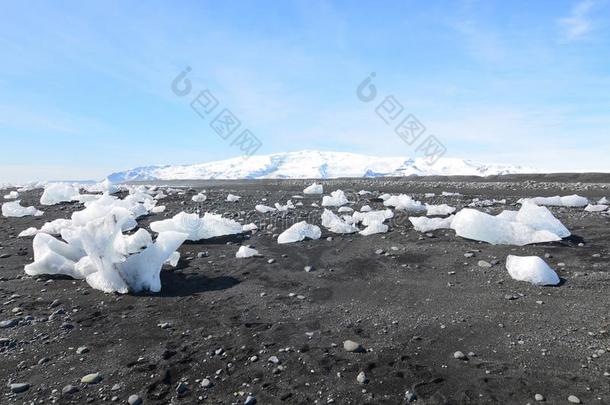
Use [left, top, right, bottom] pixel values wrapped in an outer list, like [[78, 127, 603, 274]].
[[478, 260, 492, 268], [453, 351, 467, 360], [268, 355, 280, 364], [405, 391, 417, 402], [304, 265, 313, 272], [267, 258, 275, 264], [10, 383, 29, 393], [128, 394, 143, 405], [464, 252, 475, 258], [244, 395, 257, 405], [62, 384, 78, 395], [81, 372, 102, 384], [76, 346, 89, 354], [201, 378, 212, 388], [0, 319, 18, 328], [567, 395, 581, 404], [343, 340, 363, 353], [356, 371, 368, 384], [534, 393, 544, 401]]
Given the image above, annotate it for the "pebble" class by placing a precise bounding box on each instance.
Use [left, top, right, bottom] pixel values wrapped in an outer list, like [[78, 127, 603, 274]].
[[62, 384, 78, 395], [128, 394, 143, 405], [356, 371, 368, 384], [534, 393, 544, 401], [304, 266, 313, 272], [0, 319, 18, 328], [567, 395, 581, 404], [478, 260, 492, 268], [76, 346, 89, 354], [201, 378, 212, 388], [81, 372, 102, 384], [343, 340, 363, 353], [268, 355, 280, 364], [10, 383, 29, 393], [267, 259, 275, 264], [464, 252, 475, 258], [453, 351, 468, 360]]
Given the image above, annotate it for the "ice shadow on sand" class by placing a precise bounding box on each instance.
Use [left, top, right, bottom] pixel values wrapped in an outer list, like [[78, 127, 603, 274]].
[[155, 271, 239, 297]]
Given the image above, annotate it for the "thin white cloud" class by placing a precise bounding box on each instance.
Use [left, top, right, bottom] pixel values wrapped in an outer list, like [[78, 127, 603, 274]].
[[559, 0, 595, 40]]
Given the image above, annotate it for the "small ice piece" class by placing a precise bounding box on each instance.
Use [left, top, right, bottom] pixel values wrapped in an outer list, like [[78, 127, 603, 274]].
[[277, 221, 321, 244], [468, 198, 506, 207], [338, 206, 353, 213], [359, 220, 388, 236], [242, 223, 258, 232], [303, 182, 324, 195], [516, 202, 571, 238], [426, 204, 455, 216], [424, 193, 435, 198], [360, 205, 372, 212], [40, 183, 80, 205], [584, 204, 608, 212], [598, 197, 609, 204], [25, 233, 87, 280], [505, 255, 560, 286], [322, 190, 348, 207], [255, 204, 276, 213], [192, 193, 207, 202], [410, 215, 454, 232], [4, 191, 18, 200], [442, 192, 460, 196], [151, 205, 166, 213], [275, 200, 295, 212], [18, 227, 38, 237], [150, 212, 243, 241], [352, 209, 394, 226], [226, 194, 241, 202], [2, 201, 44, 217], [235, 246, 260, 258], [321, 209, 358, 234], [450, 208, 562, 246], [383, 194, 425, 212], [358, 190, 372, 195], [519, 195, 589, 208], [86, 179, 119, 194]]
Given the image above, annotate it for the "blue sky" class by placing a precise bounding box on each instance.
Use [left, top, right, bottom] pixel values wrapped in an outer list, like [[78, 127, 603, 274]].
[[1, 0, 609, 182]]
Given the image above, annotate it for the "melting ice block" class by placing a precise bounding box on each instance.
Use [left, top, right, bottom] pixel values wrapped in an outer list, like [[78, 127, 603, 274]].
[[40, 183, 81, 205], [426, 204, 456, 216], [277, 221, 321, 244], [255, 204, 276, 213], [410, 215, 454, 232], [450, 208, 564, 246], [383, 195, 425, 212], [303, 182, 323, 195], [585, 204, 608, 212], [505, 255, 560, 286], [519, 195, 588, 208], [235, 246, 260, 258], [2, 201, 44, 217], [322, 190, 348, 207], [226, 194, 241, 202], [321, 209, 358, 234], [150, 212, 243, 241], [516, 202, 571, 238], [359, 220, 388, 236]]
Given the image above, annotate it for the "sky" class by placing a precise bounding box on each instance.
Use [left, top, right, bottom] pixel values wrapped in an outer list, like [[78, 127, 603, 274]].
[[1, 0, 609, 182]]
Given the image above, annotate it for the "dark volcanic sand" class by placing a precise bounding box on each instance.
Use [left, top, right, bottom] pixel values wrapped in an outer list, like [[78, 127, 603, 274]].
[[1, 177, 610, 404]]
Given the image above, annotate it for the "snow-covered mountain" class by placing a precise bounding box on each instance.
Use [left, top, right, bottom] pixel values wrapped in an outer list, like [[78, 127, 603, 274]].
[[107, 150, 536, 182]]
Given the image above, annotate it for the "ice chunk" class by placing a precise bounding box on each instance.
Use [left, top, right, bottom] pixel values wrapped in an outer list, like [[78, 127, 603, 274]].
[[359, 220, 388, 236], [192, 193, 207, 202], [25, 233, 87, 279], [352, 209, 393, 226], [303, 182, 323, 194], [151, 205, 166, 213], [39, 219, 73, 235], [598, 197, 609, 204], [18, 227, 38, 237], [277, 221, 321, 244], [426, 204, 455, 216], [235, 246, 260, 258], [322, 190, 348, 207], [424, 193, 435, 198], [383, 194, 425, 212], [359, 205, 372, 212], [4, 191, 18, 200], [519, 195, 588, 207], [2, 201, 44, 217], [242, 223, 258, 232], [516, 202, 570, 238], [468, 198, 506, 207], [442, 192, 460, 196], [338, 206, 353, 213], [117, 231, 188, 293], [321, 209, 359, 234], [255, 204, 276, 213], [505, 255, 560, 286], [410, 215, 454, 232], [226, 194, 241, 202], [86, 179, 119, 194], [450, 208, 562, 246], [125, 229, 153, 253], [150, 212, 243, 241], [165, 251, 180, 267], [274, 200, 295, 212], [40, 183, 81, 205], [585, 204, 608, 212]]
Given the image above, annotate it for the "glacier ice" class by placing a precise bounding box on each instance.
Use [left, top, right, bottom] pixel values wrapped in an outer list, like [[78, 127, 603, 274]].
[[585, 204, 608, 212], [274, 200, 295, 212], [303, 182, 323, 194], [321, 209, 359, 234], [359, 220, 388, 236], [516, 202, 570, 238], [226, 194, 241, 202], [519, 195, 588, 208], [598, 197, 609, 204], [450, 208, 565, 246], [2, 201, 44, 218], [4, 191, 18, 200], [352, 209, 394, 226], [426, 204, 455, 216], [40, 183, 81, 205], [322, 190, 349, 207], [242, 223, 258, 232], [277, 221, 321, 244], [410, 215, 455, 232], [383, 194, 425, 212], [255, 204, 276, 213], [150, 212, 243, 241], [505, 255, 560, 286], [236, 245, 260, 258]]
